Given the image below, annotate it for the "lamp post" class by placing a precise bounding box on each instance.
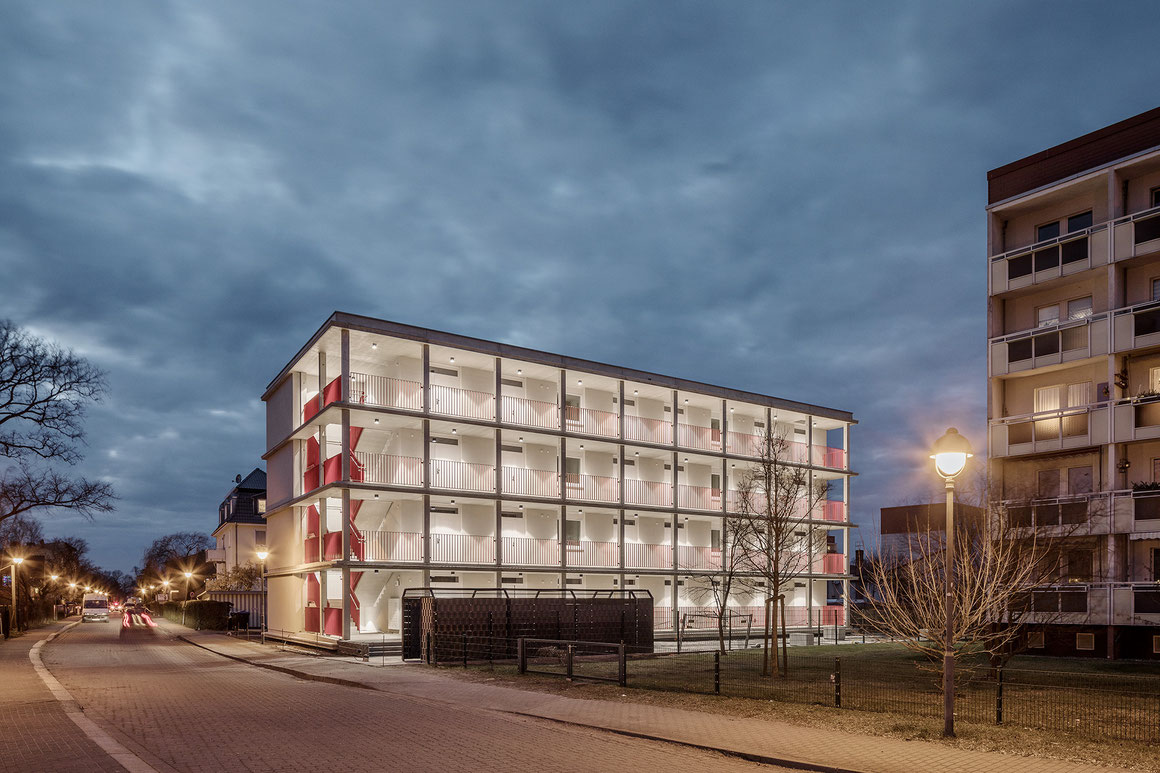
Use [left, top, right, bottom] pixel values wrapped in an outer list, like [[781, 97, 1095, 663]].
[[183, 571, 193, 600], [9, 557, 23, 634], [931, 427, 973, 738], [256, 548, 269, 640]]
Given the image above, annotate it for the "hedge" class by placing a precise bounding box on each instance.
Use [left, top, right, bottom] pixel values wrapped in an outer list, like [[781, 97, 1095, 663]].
[[153, 600, 232, 630]]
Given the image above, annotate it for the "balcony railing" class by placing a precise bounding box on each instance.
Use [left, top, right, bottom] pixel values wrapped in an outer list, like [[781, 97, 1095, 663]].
[[501, 536, 559, 566], [677, 484, 720, 511], [725, 489, 768, 514], [624, 478, 672, 507], [654, 607, 674, 631], [564, 406, 619, 438], [993, 314, 1108, 375], [354, 452, 424, 487], [990, 224, 1107, 294], [625, 542, 673, 569], [813, 446, 846, 469], [565, 472, 620, 503], [677, 545, 721, 570], [500, 395, 559, 430], [430, 384, 495, 420], [624, 415, 673, 445], [677, 423, 721, 451], [1112, 204, 1160, 262], [501, 466, 560, 498], [362, 531, 424, 562], [429, 459, 495, 492], [566, 540, 619, 568], [991, 404, 1108, 457], [818, 500, 846, 522], [676, 605, 845, 628], [349, 372, 423, 411], [726, 430, 762, 457], [821, 553, 846, 574], [429, 533, 495, 564]]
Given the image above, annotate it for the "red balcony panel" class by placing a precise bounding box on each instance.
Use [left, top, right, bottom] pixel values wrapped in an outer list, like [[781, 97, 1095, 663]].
[[323, 375, 342, 406], [305, 574, 320, 633], [323, 532, 343, 561], [788, 441, 809, 464], [822, 553, 846, 574], [302, 394, 321, 424], [726, 430, 762, 457], [822, 500, 845, 522], [323, 606, 342, 636], [303, 466, 320, 493], [820, 605, 845, 626], [323, 455, 342, 485]]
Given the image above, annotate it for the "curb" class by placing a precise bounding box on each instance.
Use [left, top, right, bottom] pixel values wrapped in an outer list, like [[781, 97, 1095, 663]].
[[177, 633, 870, 773]]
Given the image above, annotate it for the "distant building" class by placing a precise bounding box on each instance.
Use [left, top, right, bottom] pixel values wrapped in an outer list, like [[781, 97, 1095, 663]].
[[988, 106, 1160, 658], [210, 468, 267, 575], [878, 503, 985, 558]]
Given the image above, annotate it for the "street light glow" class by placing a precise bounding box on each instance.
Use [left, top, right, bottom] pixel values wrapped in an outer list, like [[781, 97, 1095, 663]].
[[931, 427, 972, 480], [256, 549, 269, 561], [12, 557, 23, 565]]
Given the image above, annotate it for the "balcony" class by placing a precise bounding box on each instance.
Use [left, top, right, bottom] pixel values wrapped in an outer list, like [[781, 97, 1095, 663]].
[[726, 430, 762, 457], [1113, 397, 1160, 442], [991, 314, 1109, 376], [502, 536, 559, 566], [429, 533, 495, 564], [1005, 493, 1111, 534], [303, 376, 342, 424], [818, 500, 846, 522], [677, 484, 720, 511], [1112, 300, 1160, 353], [500, 395, 559, 430], [565, 472, 620, 503], [349, 372, 423, 412], [430, 384, 495, 421], [566, 540, 619, 568], [624, 478, 672, 507], [677, 544, 722, 571], [820, 553, 846, 574], [429, 459, 495, 492], [501, 466, 560, 498], [725, 489, 768, 514], [990, 405, 1109, 457], [990, 224, 1108, 295], [624, 415, 673, 445], [813, 446, 846, 469], [1112, 205, 1160, 262], [677, 423, 721, 451], [625, 542, 673, 569], [363, 531, 424, 562], [354, 452, 424, 487], [565, 405, 619, 438]]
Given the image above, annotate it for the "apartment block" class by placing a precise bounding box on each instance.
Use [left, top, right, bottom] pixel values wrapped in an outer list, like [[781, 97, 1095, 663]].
[[988, 107, 1160, 659], [261, 313, 855, 646]]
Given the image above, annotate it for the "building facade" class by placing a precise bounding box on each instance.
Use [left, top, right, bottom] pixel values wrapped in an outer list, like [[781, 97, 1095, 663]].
[[261, 313, 855, 642], [988, 107, 1160, 659], [209, 468, 268, 576]]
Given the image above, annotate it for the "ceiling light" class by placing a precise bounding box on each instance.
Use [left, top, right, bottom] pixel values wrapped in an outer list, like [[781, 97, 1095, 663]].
[[451, 428, 457, 434], [634, 452, 639, 456], [517, 369, 523, 375], [577, 379, 582, 385], [684, 399, 688, 404], [449, 357, 455, 363], [373, 418, 379, 424], [373, 494, 379, 499], [371, 342, 377, 349], [519, 437, 524, 442], [633, 390, 638, 395]]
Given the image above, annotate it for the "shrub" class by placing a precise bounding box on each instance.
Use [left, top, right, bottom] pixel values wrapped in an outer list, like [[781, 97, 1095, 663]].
[[152, 600, 231, 630]]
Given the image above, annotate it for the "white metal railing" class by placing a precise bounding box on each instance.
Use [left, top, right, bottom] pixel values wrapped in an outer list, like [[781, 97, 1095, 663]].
[[677, 423, 721, 451], [429, 384, 495, 420], [624, 415, 672, 445], [362, 531, 423, 562], [429, 533, 495, 564], [676, 545, 721, 570], [564, 473, 620, 503], [726, 430, 762, 457], [349, 372, 423, 411], [354, 452, 424, 487], [501, 466, 559, 498], [625, 542, 673, 569], [677, 484, 720, 511], [564, 406, 619, 437], [501, 536, 559, 566], [429, 459, 495, 492], [566, 540, 618, 568], [624, 478, 672, 507], [500, 395, 559, 429]]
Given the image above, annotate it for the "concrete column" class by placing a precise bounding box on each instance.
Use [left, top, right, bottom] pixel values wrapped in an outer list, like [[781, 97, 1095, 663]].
[[559, 369, 567, 433], [318, 351, 327, 410], [560, 505, 568, 571], [494, 358, 503, 502], [422, 495, 431, 564], [671, 389, 679, 447], [671, 513, 680, 626], [560, 436, 568, 506], [341, 329, 350, 402], [618, 508, 626, 570], [721, 399, 729, 455], [671, 450, 679, 513], [421, 345, 430, 414], [495, 502, 503, 569], [618, 381, 626, 441], [341, 548, 351, 640], [318, 566, 328, 635]]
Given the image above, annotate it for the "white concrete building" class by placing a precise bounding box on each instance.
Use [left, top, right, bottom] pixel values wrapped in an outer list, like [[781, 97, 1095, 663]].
[[261, 313, 855, 644]]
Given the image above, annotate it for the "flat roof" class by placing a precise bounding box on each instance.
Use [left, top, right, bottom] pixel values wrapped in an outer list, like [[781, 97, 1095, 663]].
[[263, 311, 856, 423], [987, 105, 1160, 204]]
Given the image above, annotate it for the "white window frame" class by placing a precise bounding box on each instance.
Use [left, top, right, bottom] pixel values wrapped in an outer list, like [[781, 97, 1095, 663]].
[[1037, 304, 1061, 328], [1034, 385, 1062, 413], [1066, 296, 1093, 321]]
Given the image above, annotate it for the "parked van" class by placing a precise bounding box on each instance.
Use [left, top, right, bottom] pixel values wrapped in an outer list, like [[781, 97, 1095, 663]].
[[81, 593, 109, 622]]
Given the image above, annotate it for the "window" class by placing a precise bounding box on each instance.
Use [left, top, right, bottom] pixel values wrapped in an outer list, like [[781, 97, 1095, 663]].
[[1153, 635, 1160, 655], [1152, 187, 1160, 209], [1037, 469, 1061, 498], [565, 520, 581, 542], [1034, 385, 1062, 413], [1075, 633, 1095, 651], [1150, 367, 1160, 393], [1067, 211, 1093, 233], [1037, 304, 1060, 328], [255, 530, 266, 546], [1065, 549, 1092, 582], [1037, 221, 1061, 242], [1153, 278, 1160, 302], [256, 497, 266, 514], [1153, 458, 1160, 483], [1152, 548, 1160, 582], [1028, 631, 1045, 649], [711, 530, 721, 550], [1067, 382, 1091, 408], [1068, 466, 1093, 494], [1066, 296, 1093, 320], [564, 457, 580, 476]]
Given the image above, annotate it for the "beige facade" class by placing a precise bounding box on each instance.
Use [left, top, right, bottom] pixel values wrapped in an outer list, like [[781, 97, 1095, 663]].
[[988, 109, 1160, 657]]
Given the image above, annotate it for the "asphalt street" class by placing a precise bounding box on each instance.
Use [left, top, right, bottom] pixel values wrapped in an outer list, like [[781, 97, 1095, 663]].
[[9, 618, 794, 773]]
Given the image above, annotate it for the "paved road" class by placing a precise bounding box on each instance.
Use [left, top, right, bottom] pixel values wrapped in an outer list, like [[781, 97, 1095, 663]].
[[28, 619, 792, 773]]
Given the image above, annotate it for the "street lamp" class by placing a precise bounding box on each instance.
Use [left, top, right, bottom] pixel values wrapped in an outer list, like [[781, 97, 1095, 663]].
[[9, 557, 23, 634], [256, 548, 269, 637], [930, 426, 973, 738]]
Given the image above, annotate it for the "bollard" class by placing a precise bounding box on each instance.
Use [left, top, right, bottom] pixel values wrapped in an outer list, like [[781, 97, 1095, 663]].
[[518, 637, 526, 674], [833, 657, 842, 708], [714, 651, 721, 695], [566, 644, 574, 681], [995, 666, 1004, 725], [618, 641, 627, 687]]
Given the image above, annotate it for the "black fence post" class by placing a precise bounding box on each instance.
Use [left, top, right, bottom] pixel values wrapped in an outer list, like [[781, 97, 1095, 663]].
[[714, 651, 721, 696], [518, 637, 526, 674], [833, 657, 842, 708], [426, 632, 432, 665], [463, 633, 468, 668], [566, 644, 574, 681], [618, 641, 627, 687], [995, 665, 1004, 725]]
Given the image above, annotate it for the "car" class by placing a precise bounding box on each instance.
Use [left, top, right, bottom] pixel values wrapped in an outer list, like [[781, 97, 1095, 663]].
[[120, 606, 159, 634]]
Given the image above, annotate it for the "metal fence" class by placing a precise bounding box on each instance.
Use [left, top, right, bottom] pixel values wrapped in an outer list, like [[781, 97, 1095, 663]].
[[425, 635, 1160, 743]]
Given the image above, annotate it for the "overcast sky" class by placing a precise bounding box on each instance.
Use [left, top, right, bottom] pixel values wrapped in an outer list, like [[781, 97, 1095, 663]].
[[3, 2, 1160, 573]]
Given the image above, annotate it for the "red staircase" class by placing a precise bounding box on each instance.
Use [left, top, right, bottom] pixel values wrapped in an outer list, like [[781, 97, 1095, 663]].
[[304, 574, 321, 633]]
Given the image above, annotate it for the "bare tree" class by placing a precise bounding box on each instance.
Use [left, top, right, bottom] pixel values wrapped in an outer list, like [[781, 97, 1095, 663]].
[[141, 532, 213, 573], [680, 524, 750, 652], [0, 320, 114, 527], [730, 428, 828, 676]]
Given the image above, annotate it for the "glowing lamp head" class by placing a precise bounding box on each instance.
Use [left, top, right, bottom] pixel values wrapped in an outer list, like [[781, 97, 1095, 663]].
[[183, 572, 192, 579], [51, 574, 59, 581], [11, 556, 23, 565], [256, 549, 269, 561], [931, 427, 973, 480]]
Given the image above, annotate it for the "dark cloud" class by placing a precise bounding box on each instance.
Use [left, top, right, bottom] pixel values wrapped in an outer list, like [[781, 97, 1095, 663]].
[[2, 0, 1159, 570]]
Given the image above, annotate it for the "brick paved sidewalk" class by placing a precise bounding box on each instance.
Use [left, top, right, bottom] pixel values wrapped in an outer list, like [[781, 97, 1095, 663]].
[[0, 620, 125, 773], [159, 621, 1133, 773]]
